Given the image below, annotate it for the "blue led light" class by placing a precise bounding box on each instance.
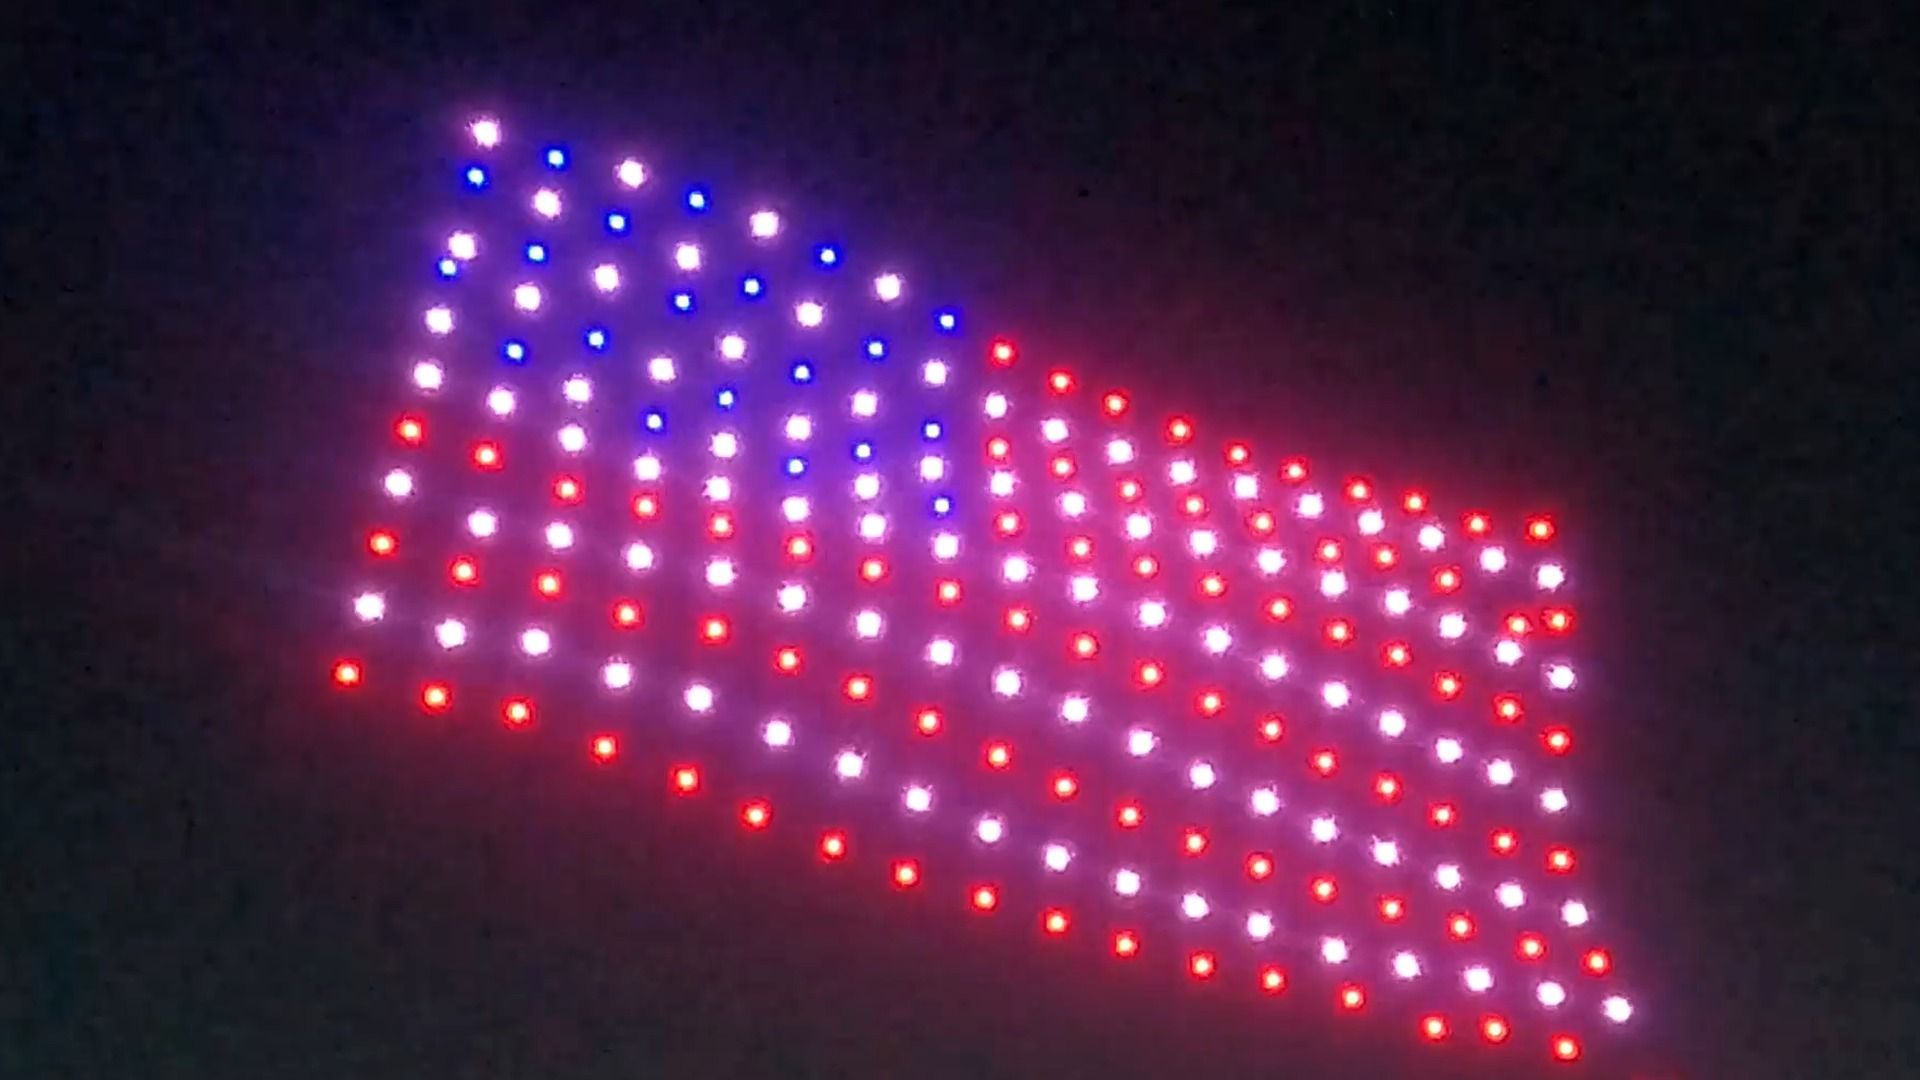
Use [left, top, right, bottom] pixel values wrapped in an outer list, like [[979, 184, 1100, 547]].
[[715, 386, 738, 410], [852, 440, 874, 462], [503, 340, 528, 364], [464, 165, 489, 189], [606, 211, 629, 234], [643, 409, 667, 433], [935, 308, 960, 332], [671, 291, 695, 313], [436, 258, 459, 279], [526, 242, 548, 263], [931, 494, 954, 517], [785, 456, 808, 478], [790, 361, 814, 384], [814, 243, 840, 268], [585, 327, 609, 351], [922, 419, 944, 441], [865, 337, 887, 360], [741, 275, 764, 299], [686, 186, 710, 212], [544, 146, 568, 169]]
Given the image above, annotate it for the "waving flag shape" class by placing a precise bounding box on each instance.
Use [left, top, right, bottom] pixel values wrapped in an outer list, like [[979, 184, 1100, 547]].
[[331, 113, 1637, 1067]]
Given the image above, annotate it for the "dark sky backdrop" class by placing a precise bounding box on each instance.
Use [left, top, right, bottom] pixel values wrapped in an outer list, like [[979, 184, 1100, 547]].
[[5, 3, 1916, 1077]]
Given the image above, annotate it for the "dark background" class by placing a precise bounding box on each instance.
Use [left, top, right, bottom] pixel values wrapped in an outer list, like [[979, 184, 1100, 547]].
[[5, 3, 1915, 1077]]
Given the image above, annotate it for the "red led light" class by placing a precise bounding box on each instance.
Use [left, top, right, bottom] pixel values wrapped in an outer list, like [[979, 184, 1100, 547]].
[[1198, 572, 1226, 598], [1070, 631, 1099, 659], [552, 475, 583, 503], [1225, 442, 1252, 466], [394, 415, 424, 445], [1188, 951, 1216, 979], [1103, 390, 1130, 416], [1378, 895, 1407, 922], [1448, 913, 1476, 940], [741, 799, 773, 829], [611, 599, 643, 627], [859, 556, 888, 582], [971, 884, 1000, 911], [915, 707, 944, 736], [1047, 368, 1075, 394], [331, 660, 362, 688], [1181, 827, 1208, 856], [1166, 417, 1193, 444], [983, 740, 1013, 770], [1345, 477, 1372, 502], [1051, 771, 1079, 800], [785, 532, 814, 561], [1403, 490, 1428, 513], [1117, 477, 1143, 501], [631, 493, 660, 519], [1247, 509, 1276, 535], [986, 436, 1011, 461], [1135, 660, 1165, 689], [366, 529, 397, 556], [1259, 965, 1287, 994], [1528, 515, 1557, 542], [843, 674, 874, 702], [707, 511, 734, 539], [1382, 641, 1412, 667], [449, 556, 479, 585], [502, 697, 534, 728], [1246, 852, 1275, 880], [1316, 538, 1343, 563], [819, 830, 848, 861], [671, 765, 701, 794], [1480, 1014, 1510, 1044], [1517, 933, 1547, 961], [1433, 566, 1462, 592], [1543, 727, 1574, 755], [935, 579, 963, 605], [1112, 929, 1140, 957], [589, 734, 618, 762], [1310, 748, 1338, 776], [1544, 607, 1575, 633], [1180, 493, 1207, 517], [1115, 801, 1144, 829], [1374, 772, 1403, 803], [1066, 535, 1095, 561], [421, 682, 451, 712], [1551, 1034, 1581, 1062], [1133, 554, 1160, 578], [1338, 983, 1367, 1011], [1195, 688, 1225, 717], [1264, 595, 1293, 621], [1042, 908, 1071, 936], [701, 615, 731, 645], [1546, 846, 1576, 873], [1323, 618, 1353, 646], [1281, 457, 1309, 483], [892, 860, 921, 888], [1372, 544, 1398, 569], [1310, 875, 1338, 903], [995, 510, 1024, 536], [471, 440, 502, 469], [1505, 612, 1533, 636], [1491, 829, 1519, 856], [1434, 671, 1464, 700], [1004, 606, 1033, 633], [1464, 511, 1491, 536], [535, 570, 563, 598], [990, 339, 1016, 366], [774, 646, 803, 674], [1493, 694, 1523, 723], [1421, 1014, 1449, 1041], [1257, 713, 1286, 743], [1429, 802, 1458, 828], [1583, 947, 1613, 976], [1049, 453, 1077, 479]]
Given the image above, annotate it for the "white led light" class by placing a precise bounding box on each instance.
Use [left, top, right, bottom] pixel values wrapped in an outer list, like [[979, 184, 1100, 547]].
[[1060, 695, 1091, 724], [1058, 491, 1088, 517], [433, 618, 466, 649], [708, 432, 739, 460], [1377, 708, 1408, 738], [704, 558, 736, 589], [1113, 869, 1143, 897], [623, 542, 656, 572], [412, 360, 444, 389], [1180, 892, 1211, 921], [1487, 759, 1516, 787], [873, 273, 903, 302], [643, 355, 678, 385], [1602, 995, 1633, 1023], [932, 533, 960, 561], [1040, 417, 1069, 443], [748, 209, 781, 238], [1547, 663, 1578, 691], [775, 583, 808, 614], [1043, 843, 1072, 872], [447, 231, 478, 261], [1418, 524, 1446, 551], [1168, 459, 1197, 485], [1297, 492, 1325, 518], [1069, 575, 1099, 604], [519, 627, 552, 657], [989, 470, 1016, 497], [1001, 555, 1032, 583], [424, 307, 454, 335], [903, 785, 933, 813], [616, 158, 647, 188], [925, 638, 957, 667], [469, 118, 501, 147], [763, 718, 794, 748], [992, 667, 1023, 698], [1537, 563, 1567, 590], [382, 469, 413, 499], [920, 455, 947, 482], [983, 392, 1009, 419], [1255, 548, 1285, 575], [703, 476, 732, 503], [602, 660, 634, 690], [1537, 980, 1568, 1009], [922, 359, 949, 386], [590, 263, 620, 293], [1106, 438, 1135, 465], [857, 512, 887, 541], [513, 283, 543, 311], [1319, 569, 1348, 598], [1495, 639, 1524, 665], [633, 453, 662, 482], [352, 592, 385, 622], [1357, 508, 1386, 535], [1232, 474, 1259, 499], [1201, 624, 1232, 654], [1124, 513, 1152, 540], [835, 749, 866, 780], [1246, 912, 1275, 941], [1435, 864, 1464, 891], [1250, 786, 1281, 816], [1384, 588, 1412, 616], [1310, 815, 1339, 844], [1189, 529, 1219, 557], [719, 333, 747, 361], [532, 189, 561, 219], [1321, 681, 1352, 709], [1562, 900, 1591, 927], [794, 300, 825, 327], [1371, 839, 1401, 866], [781, 495, 810, 523], [1480, 546, 1509, 573], [1392, 952, 1421, 980], [1497, 881, 1527, 910], [673, 242, 701, 271], [562, 375, 592, 404], [1188, 761, 1218, 790], [1321, 937, 1350, 965], [544, 522, 575, 551], [975, 815, 1005, 845], [1259, 652, 1290, 681], [556, 423, 586, 454], [1126, 728, 1157, 757], [684, 683, 715, 713], [1137, 600, 1168, 629], [1464, 966, 1494, 994], [853, 473, 881, 501], [465, 509, 498, 539], [1435, 737, 1465, 764], [853, 609, 884, 639], [1541, 787, 1570, 813], [1438, 612, 1468, 640], [851, 390, 878, 418]]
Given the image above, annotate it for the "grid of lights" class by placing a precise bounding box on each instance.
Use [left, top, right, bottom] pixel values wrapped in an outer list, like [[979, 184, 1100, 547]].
[[332, 112, 1633, 1066]]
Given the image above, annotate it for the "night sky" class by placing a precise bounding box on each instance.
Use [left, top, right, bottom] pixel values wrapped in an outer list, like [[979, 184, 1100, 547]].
[[7, 4, 1915, 1077]]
